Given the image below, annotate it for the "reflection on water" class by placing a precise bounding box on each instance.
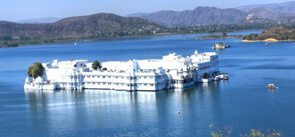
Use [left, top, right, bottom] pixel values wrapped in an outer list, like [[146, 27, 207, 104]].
[[24, 83, 222, 136]]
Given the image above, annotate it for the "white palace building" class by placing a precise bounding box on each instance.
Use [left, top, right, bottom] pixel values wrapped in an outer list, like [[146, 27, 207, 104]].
[[24, 50, 227, 91]]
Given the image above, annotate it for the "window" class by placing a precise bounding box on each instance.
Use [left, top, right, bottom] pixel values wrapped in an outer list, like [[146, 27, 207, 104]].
[[92, 82, 95, 85], [82, 76, 85, 78], [134, 84, 137, 86], [150, 84, 154, 86], [108, 83, 111, 85], [144, 84, 148, 86], [144, 76, 147, 79], [97, 76, 100, 78], [150, 76, 153, 79], [102, 76, 105, 78], [108, 76, 111, 78], [121, 76, 124, 79], [121, 83, 124, 86], [116, 83, 119, 86], [103, 82, 106, 85]]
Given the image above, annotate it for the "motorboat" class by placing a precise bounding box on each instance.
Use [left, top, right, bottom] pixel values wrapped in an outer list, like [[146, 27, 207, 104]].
[[265, 84, 278, 89]]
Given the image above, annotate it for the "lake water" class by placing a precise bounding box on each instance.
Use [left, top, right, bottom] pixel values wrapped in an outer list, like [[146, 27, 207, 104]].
[[1, 31, 295, 136]]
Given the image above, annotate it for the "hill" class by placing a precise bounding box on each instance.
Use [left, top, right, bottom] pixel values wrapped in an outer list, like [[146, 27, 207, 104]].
[[239, 7, 295, 23], [243, 8, 291, 22], [0, 13, 165, 39], [125, 12, 150, 17], [0, 13, 166, 47], [133, 7, 248, 27], [129, 1, 295, 27], [243, 27, 295, 41], [239, 13, 276, 24], [237, 1, 295, 13]]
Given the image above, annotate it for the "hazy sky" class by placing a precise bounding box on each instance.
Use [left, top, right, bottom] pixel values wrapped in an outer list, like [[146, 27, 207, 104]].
[[0, 0, 293, 22]]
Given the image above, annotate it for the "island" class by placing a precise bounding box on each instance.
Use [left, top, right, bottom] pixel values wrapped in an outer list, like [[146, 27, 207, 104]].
[[195, 33, 244, 40], [242, 27, 295, 42]]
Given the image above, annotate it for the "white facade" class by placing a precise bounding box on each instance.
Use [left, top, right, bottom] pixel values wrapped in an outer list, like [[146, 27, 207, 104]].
[[24, 50, 223, 91]]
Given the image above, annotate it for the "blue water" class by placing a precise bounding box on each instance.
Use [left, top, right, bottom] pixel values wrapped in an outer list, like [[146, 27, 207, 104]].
[[1, 30, 295, 136]]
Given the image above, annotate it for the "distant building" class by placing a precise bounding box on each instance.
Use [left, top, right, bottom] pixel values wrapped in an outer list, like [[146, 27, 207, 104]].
[[212, 42, 231, 50]]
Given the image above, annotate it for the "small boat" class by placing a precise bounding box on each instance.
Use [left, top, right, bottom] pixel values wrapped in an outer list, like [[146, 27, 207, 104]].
[[74, 42, 77, 45], [199, 78, 213, 83], [177, 110, 180, 114], [265, 84, 278, 89], [219, 73, 229, 80], [265, 43, 268, 46], [214, 76, 221, 81]]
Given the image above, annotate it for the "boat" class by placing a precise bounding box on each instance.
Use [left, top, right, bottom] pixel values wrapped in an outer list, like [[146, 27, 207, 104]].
[[265, 43, 268, 46], [265, 84, 278, 89], [200, 78, 213, 83], [219, 73, 228, 80], [213, 76, 221, 81]]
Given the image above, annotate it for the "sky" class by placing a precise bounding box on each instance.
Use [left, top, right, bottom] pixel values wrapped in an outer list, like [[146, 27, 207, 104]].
[[0, 0, 293, 22]]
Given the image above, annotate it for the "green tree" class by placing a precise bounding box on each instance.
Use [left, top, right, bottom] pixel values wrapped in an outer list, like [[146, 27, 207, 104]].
[[27, 62, 44, 78], [92, 60, 101, 70], [27, 65, 33, 77], [218, 42, 224, 45]]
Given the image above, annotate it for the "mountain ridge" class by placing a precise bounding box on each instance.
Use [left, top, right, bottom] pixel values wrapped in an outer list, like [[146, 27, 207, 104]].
[[0, 13, 166, 39], [237, 1, 295, 13], [133, 6, 248, 27]]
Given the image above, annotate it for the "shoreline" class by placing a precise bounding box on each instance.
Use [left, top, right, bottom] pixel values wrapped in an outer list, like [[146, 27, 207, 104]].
[[195, 35, 244, 40], [0, 30, 262, 48], [241, 39, 295, 42]]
